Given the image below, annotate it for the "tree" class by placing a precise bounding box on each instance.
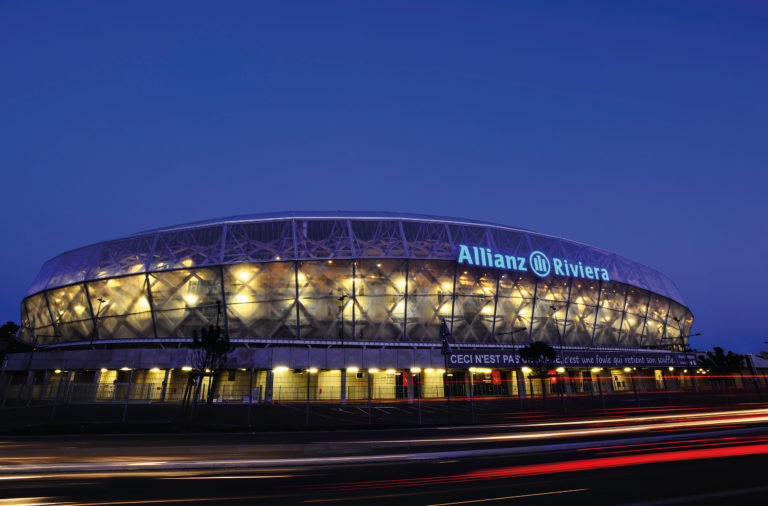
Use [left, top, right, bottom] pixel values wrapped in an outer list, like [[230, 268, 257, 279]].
[[519, 341, 557, 403], [698, 347, 744, 399], [187, 310, 231, 407], [0, 322, 24, 362]]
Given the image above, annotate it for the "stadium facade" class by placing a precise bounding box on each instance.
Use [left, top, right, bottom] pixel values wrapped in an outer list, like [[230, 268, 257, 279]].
[[5, 212, 696, 402]]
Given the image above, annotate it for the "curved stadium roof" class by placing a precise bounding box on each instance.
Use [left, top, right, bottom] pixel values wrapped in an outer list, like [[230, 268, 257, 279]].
[[26, 211, 686, 306]]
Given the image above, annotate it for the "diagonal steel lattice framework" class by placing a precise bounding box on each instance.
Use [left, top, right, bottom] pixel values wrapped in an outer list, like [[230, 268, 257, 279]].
[[20, 212, 693, 350]]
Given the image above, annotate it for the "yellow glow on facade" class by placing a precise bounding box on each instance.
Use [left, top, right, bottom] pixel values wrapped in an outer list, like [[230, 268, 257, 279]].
[[183, 294, 198, 304], [74, 305, 84, 313], [181, 366, 193, 372], [481, 305, 493, 314], [120, 367, 131, 371], [385, 369, 395, 374], [235, 294, 249, 303], [368, 368, 379, 373], [237, 270, 250, 281], [297, 272, 306, 282], [410, 367, 421, 373], [139, 297, 150, 309], [54, 369, 61, 374], [591, 367, 602, 373], [329, 369, 341, 373], [556, 367, 565, 373], [437, 368, 446, 374], [624, 367, 632, 372], [425, 368, 434, 373], [182, 258, 194, 267], [100, 368, 108, 373], [347, 366, 359, 373], [273, 366, 289, 373], [149, 368, 161, 373], [308, 368, 318, 373], [521, 367, 532, 374]]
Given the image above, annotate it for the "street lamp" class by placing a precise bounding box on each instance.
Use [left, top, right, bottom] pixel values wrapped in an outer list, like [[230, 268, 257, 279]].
[[90, 297, 107, 347], [497, 326, 527, 406]]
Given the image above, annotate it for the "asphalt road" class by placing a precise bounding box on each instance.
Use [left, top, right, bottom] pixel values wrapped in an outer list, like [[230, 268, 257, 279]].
[[3, 405, 768, 505]]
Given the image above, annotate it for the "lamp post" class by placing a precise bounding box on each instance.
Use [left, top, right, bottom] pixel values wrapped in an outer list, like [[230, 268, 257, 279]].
[[550, 305, 567, 412], [496, 326, 527, 409], [90, 297, 107, 347]]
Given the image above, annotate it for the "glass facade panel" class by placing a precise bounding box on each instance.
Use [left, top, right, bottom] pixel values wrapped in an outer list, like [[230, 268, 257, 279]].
[[593, 307, 622, 347], [96, 313, 154, 340], [452, 266, 496, 343], [532, 301, 567, 345], [600, 282, 627, 311], [86, 275, 151, 318], [494, 273, 535, 343], [297, 260, 353, 339], [406, 260, 454, 342], [149, 268, 222, 338], [354, 259, 406, 341], [24, 293, 52, 329], [535, 277, 569, 302], [570, 279, 600, 306], [224, 262, 297, 339], [564, 300, 597, 346], [620, 312, 645, 347]]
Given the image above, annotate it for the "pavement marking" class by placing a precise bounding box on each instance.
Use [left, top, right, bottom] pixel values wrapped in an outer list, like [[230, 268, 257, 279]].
[[424, 488, 588, 505]]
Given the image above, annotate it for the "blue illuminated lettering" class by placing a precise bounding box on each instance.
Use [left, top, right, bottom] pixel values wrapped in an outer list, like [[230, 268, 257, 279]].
[[457, 243, 611, 282]]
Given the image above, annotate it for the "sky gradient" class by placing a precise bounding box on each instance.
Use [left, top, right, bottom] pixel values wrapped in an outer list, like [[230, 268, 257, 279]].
[[1, 1, 766, 352]]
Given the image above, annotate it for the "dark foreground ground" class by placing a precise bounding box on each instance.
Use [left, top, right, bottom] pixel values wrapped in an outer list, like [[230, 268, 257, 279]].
[[2, 403, 768, 505]]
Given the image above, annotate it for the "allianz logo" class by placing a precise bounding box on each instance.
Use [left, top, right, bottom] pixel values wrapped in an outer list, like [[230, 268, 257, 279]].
[[457, 244, 610, 281]]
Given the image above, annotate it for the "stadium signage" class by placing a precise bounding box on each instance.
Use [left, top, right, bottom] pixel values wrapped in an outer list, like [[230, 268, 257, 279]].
[[457, 244, 610, 281], [448, 349, 696, 367]]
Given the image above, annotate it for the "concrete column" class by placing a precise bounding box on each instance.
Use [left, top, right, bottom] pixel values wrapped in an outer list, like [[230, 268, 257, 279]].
[[341, 371, 347, 404], [265, 370, 274, 403], [37, 371, 50, 402], [160, 369, 170, 402], [407, 371, 414, 404], [516, 369, 527, 398]]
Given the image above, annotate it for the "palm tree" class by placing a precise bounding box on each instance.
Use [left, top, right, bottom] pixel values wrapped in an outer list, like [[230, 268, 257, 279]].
[[698, 347, 744, 403], [519, 341, 557, 405]]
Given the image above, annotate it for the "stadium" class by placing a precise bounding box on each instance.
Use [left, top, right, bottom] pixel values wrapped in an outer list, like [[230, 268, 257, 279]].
[[5, 212, 695, 403]]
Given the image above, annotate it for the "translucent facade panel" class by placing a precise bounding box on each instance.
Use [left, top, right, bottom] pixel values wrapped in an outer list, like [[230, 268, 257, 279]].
[[86, 275, 151, 318], [96, 313, 154, 340], [564, 301, 597, 346], [648, 294, 669, 324], [599, 282, 627, 311], [295, 220, 354, 259], [46, 246, 101, 288], [53, 320, 93, 342], [570, 279, 600, 306], [354, 259, 406, 341], [297, 260, 353, 339], [625, 287, 650, 318], [402, 222, 453, 259], [592, 307, 622, 347], [535, 277, 569, 302], [494, 273, 535, 343], [47, 284, 92, 324], [86, 274, 154, 340], [24, 293, 53, 329], [452, 267, 496, 343], [531, 300, 567, 345], [406, 260, 454, 342], [665, 301, 690, 345], [351, 221, 406, 257], [149, 226, 223, 271], [86, 236, 153, 280], [643, 318, 666, 348], [620, 312, 645, 347], [224, 262, 297, 339], [448, 225, 490, 249], [222, 221, 294, 264], [27, 257, 60, 296], [149, 268, 223, 338]]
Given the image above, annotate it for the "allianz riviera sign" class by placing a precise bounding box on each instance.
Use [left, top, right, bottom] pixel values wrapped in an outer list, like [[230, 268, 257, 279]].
[[457, 244, 611, 281]]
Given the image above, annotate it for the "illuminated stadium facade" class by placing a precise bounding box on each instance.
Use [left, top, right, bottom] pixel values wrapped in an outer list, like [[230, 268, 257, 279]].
[[9, 212, 696, 402]]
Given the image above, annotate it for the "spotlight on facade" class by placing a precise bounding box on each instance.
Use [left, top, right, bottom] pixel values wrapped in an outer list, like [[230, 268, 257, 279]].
[[556, 367, 565, 373], [346, 366, 359, 373], [410, 367, 421, 373], [273, 366, 289, 373], [308, 368, 318, 373], [181, 366, 193, 372], [368, 368, 379, 373]]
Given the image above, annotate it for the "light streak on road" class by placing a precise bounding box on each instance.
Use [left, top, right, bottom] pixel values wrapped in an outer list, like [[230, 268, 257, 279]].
[[424, 488, 588, 505]]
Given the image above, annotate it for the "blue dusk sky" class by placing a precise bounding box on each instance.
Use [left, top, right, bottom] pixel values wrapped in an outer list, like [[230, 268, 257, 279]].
[[1, 1, 766, 352]]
